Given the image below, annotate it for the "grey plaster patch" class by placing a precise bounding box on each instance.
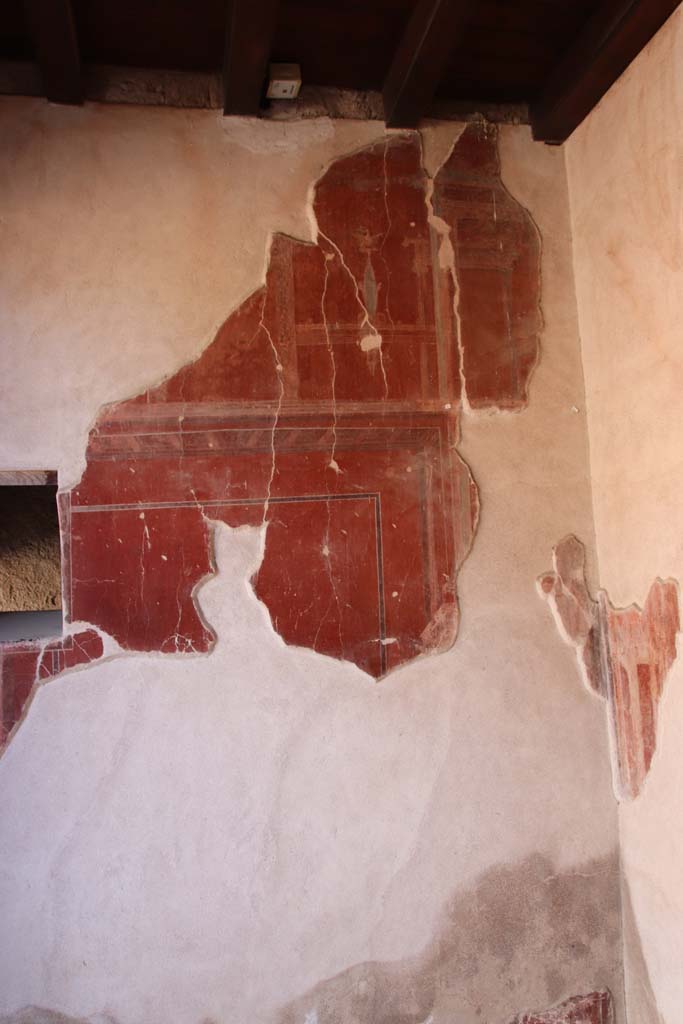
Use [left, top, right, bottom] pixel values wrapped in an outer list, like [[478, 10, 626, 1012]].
[[0, 1010, 117, 1024], [277, 851, 623, 1024]]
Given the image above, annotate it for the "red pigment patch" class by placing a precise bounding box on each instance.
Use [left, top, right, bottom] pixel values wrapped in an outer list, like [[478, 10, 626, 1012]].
[[509, 989, 614, 1023], [539, 535, 679, 799], [2, 127, 541, 721]]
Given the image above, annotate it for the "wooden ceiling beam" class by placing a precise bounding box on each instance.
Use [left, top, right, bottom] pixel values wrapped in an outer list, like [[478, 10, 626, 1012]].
[[531, 0, 680, 143], [23, 0, 82, 104], [223, 0, 280, 116], [383, 0, 471, 128]]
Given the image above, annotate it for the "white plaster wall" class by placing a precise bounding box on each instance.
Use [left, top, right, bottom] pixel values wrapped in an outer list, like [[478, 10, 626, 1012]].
[[0, 99, 620, 1023], [566, 10, 683, 1022]]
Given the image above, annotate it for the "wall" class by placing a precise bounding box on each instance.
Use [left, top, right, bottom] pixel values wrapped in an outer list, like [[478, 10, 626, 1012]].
[[0, 98, 622, 1023], [566, 9, 683, 1023]]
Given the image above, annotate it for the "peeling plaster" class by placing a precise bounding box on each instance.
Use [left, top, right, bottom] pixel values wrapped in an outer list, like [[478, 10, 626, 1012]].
[[539, 535, 680, 799], [0, 102, 620, 1024], [508, 990, 614, 1023], [0, 121, 542, 725]]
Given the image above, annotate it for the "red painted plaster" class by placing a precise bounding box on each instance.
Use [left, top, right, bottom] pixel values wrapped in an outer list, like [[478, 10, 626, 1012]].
[[0, 124, 542, 736], [540, 536, 679, 799], [0, 629, 103, 744]]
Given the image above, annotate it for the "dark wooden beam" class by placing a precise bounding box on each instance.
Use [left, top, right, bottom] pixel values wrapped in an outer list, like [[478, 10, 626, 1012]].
[[383, 0, 471, 128], [23, 0, 82, 104], [532, 0, 681, 143], [223, 0, 280, 116]]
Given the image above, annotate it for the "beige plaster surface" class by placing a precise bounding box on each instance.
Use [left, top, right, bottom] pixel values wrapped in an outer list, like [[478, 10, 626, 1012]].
[[566, 9, 683, 1022], [0, 100, 621, 1022]]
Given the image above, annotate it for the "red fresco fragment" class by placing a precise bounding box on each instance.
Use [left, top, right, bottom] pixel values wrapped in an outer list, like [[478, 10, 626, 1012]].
[[433, 122, 542, 410], [0, 645, 39, 744], [37, 629, 104, 679], [1, 127, 541, 715], [509, 989, 614, 1024], [539, 536, 680, 799], [0, 630, 103, 743]]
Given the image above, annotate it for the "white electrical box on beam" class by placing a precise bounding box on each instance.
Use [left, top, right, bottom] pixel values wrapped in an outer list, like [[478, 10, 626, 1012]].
[[266, 63, 302, 100]]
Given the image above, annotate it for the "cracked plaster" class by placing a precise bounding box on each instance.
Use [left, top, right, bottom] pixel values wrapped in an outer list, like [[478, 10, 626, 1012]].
[[0, 120, 542, 700], [0, 101, 622, 1022], [538, 535, 680, 800]]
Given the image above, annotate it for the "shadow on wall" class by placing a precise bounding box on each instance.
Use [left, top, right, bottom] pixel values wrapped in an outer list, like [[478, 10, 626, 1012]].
[[278, 851, 622, 1024]]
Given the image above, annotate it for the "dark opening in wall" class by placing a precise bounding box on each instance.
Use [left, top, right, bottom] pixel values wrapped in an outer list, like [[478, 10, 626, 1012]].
[[0, 471, 63, 641]]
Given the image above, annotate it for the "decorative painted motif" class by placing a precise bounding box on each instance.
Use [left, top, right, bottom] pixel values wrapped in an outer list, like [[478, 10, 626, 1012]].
[[0, 123, 541, 740], [539, 535, 679, 799]]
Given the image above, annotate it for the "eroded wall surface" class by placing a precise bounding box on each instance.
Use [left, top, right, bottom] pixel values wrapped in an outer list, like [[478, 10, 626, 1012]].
[[539, 535, 680, 801], [566, 8, 683, 1022], [0, 98, 622, 1023]]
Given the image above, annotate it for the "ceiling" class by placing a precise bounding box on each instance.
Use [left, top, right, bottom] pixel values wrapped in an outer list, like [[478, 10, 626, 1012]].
[[0, 0, 679, 142]]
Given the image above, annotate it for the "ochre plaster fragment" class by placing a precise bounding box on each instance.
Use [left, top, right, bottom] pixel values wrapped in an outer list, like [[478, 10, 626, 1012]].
[[539, 536, 680, 799], [0, 125, 543, 728], [509, 989, 614, 1023]]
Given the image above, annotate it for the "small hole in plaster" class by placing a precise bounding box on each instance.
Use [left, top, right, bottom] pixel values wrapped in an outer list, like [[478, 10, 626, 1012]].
[[359, 333, 382, 353]]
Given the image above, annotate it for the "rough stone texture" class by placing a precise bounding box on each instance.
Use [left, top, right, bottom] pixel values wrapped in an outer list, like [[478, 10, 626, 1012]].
[[0, 63, 529, 124], [509, 989, 614, 1023], [0, 485, 61, 612], [0, 472, 57, 486], [539, 535, 679, 800]]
